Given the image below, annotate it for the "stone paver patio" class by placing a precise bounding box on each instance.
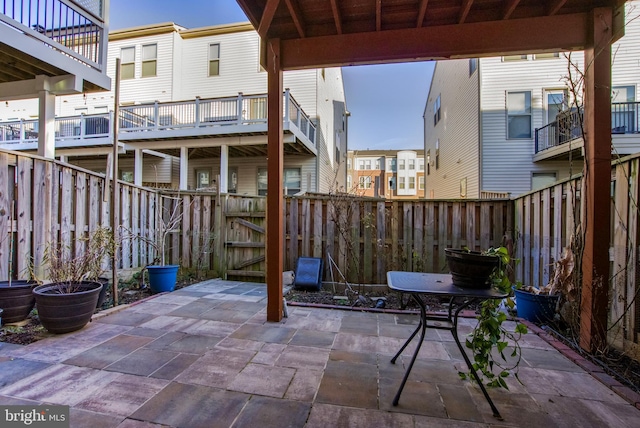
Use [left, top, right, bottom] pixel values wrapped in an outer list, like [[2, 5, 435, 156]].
[[1, 279, 639, 427]]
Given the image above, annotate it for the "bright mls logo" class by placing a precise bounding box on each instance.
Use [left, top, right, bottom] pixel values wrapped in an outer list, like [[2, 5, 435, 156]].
[[1, 406, 69, 427]]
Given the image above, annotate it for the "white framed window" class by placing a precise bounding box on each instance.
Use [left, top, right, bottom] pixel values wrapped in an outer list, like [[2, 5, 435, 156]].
[[409, 177, 415, 189], [503, 54, 528, 61], [195, 169, 211, 189], [408, 159, 415, 170], [209, 43, 220, 76], [532, 172, 557, 190], [121, 47, 135, 79], [257, 167, 301, 195], [545, 89, 567, 124], [399, 177, 405, 190], [612, 85, 635, 133], [358, 160, 365, 170], [375, 159, 382, 170], [534, 52, 560, 60], [388, 158, 396, 171], [141, 44, 157, 77], [507, 91, 532, 138], [399, 159, 405, 170], [418, 159, 424, 171], [359, 176, 372, 189], [419, 176, 425, 190], [434, 95, 441, 125], [365, 160, 371, 170]]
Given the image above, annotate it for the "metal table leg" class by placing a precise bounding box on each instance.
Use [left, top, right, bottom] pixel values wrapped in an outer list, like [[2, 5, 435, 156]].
[[451, 300, 503, 420], [391, 293, 427, 406]]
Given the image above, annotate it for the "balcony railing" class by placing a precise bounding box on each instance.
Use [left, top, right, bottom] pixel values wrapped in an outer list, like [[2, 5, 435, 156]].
[[0, 0, 106, 71], [0, 91, 317, 146], [535, 102, 640, 153]]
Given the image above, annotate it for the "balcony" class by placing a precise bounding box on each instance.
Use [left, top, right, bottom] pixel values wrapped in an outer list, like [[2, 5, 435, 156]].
[[0, 0, 110, 95], [0, 91, 317, 156], [534, 102, 640, 162]]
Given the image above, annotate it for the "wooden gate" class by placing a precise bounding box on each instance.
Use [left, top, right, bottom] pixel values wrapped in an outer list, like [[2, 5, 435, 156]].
[[224, 196, 266, 280]]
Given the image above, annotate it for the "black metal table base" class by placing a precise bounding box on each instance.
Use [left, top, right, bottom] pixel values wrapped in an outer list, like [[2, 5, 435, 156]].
[[390, 293, 503, 420]]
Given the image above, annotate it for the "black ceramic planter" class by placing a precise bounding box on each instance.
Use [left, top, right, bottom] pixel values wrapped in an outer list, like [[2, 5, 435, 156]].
[[33, 281, 101, 334], [445, 248, 500, 289], [0, 280, 36, 324]]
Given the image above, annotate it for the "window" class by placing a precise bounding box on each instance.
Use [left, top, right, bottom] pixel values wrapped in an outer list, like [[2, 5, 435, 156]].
[[399, 159, 405, 170], [121, 47, 135, 79], [358, 160, 365, 170], [545, 90, 567, 124], [532, 172, 557, 190], [257, 167, 301, 195], [503, 54, 528, 61], [365, 160, 371, 170], [388, 158, 396, 171], [418, 159, 424, 171], [121, 171, 134, 183], [612, 85, 636, 133], [94, 106, 108, 114], [399, 177, 405, 190], [469, 58, 478, 75], [434, 95, 441, 125], [419, 176, 425, 190], [408, 159, 415, 170], [388, 177, 396, 190], [359, 176, 372, 189], [347, 159, 352, 170], [141, 44, 157, 77], [195, 169, 211, 189], [375, 159, 381, 170], [507, 91, 532, 138], [209, 43, 220, 76], [535, 52, 560, 60], [409, 177, 415, 189]]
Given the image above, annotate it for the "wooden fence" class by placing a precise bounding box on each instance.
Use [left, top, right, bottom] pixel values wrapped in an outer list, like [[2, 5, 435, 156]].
[[513, 152, 640, 356], [1, 148, 638, 356]]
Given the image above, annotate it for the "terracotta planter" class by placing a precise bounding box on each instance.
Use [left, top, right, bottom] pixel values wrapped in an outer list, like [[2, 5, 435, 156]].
[[33, 281, 101, 334], [0, 280, 36, 324], [445, 248, 500, 289]]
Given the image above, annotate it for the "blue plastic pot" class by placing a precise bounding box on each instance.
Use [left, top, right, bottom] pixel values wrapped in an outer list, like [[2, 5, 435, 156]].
[[514, 288, 560, 324], [147, 265, 179, 293]]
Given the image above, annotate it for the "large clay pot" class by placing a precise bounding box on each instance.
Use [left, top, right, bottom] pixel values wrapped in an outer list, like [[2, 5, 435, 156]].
[[445, 248, 500, 289], [33, 281, 101, 334], [0, 280, 36, 324]]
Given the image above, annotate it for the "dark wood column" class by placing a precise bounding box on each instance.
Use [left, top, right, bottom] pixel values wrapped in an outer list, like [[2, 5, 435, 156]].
[[580, 7, 612, 352], [266, 38, 284, 322]]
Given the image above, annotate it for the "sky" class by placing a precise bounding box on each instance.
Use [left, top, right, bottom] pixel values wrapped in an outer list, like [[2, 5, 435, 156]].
[[109, 0, 434, 151]]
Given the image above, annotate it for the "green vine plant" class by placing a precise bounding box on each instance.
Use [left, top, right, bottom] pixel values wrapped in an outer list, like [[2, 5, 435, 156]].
[[459, 246, 529, 389]]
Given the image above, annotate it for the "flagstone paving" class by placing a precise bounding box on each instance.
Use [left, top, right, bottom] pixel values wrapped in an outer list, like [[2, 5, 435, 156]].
[[1, 278, 639, 427]]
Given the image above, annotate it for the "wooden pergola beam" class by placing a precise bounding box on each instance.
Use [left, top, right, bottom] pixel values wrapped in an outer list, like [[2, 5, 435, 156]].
[[284, 0, 306, 38], [266, 38, 284, 322], [459, 0, 475, 24], [548, 0, 568, 16], [503, 0, 521, 19], [417, 0, 429, 27], [279, 13, 588, 70], [580, 7, 613, 353], [329, 0, 343, 34], [258, 0, 281, 37]]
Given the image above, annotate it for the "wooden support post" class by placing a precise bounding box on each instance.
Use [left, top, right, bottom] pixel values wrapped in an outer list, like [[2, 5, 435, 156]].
[[580, 7, 612, 353], [266, 38, 284, 322]]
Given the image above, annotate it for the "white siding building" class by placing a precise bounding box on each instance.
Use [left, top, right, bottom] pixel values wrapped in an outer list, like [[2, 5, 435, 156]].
[[0, 22, 348, 195], [424, 0, 640, 199]]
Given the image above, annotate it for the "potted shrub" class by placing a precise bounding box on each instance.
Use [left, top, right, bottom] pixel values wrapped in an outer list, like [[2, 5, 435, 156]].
[[456, 247, 529, 389], [32, 228, 115, 334], [513, 247, 572, 324], [138, 195, 186, 293]]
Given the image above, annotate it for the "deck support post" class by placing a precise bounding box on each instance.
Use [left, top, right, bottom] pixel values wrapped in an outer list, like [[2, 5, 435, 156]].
[[266, 38, 284, 322], [37, 87, 55, 159], [580, 7, 613, 353], [179, 147, 188, 190], [220, 144, 229, 193]]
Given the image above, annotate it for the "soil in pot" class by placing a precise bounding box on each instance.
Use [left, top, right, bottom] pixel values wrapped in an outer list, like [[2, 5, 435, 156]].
[[33, 281, 102, 334], [444, 248, 499, 289], [0, 280, 36, 324]]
